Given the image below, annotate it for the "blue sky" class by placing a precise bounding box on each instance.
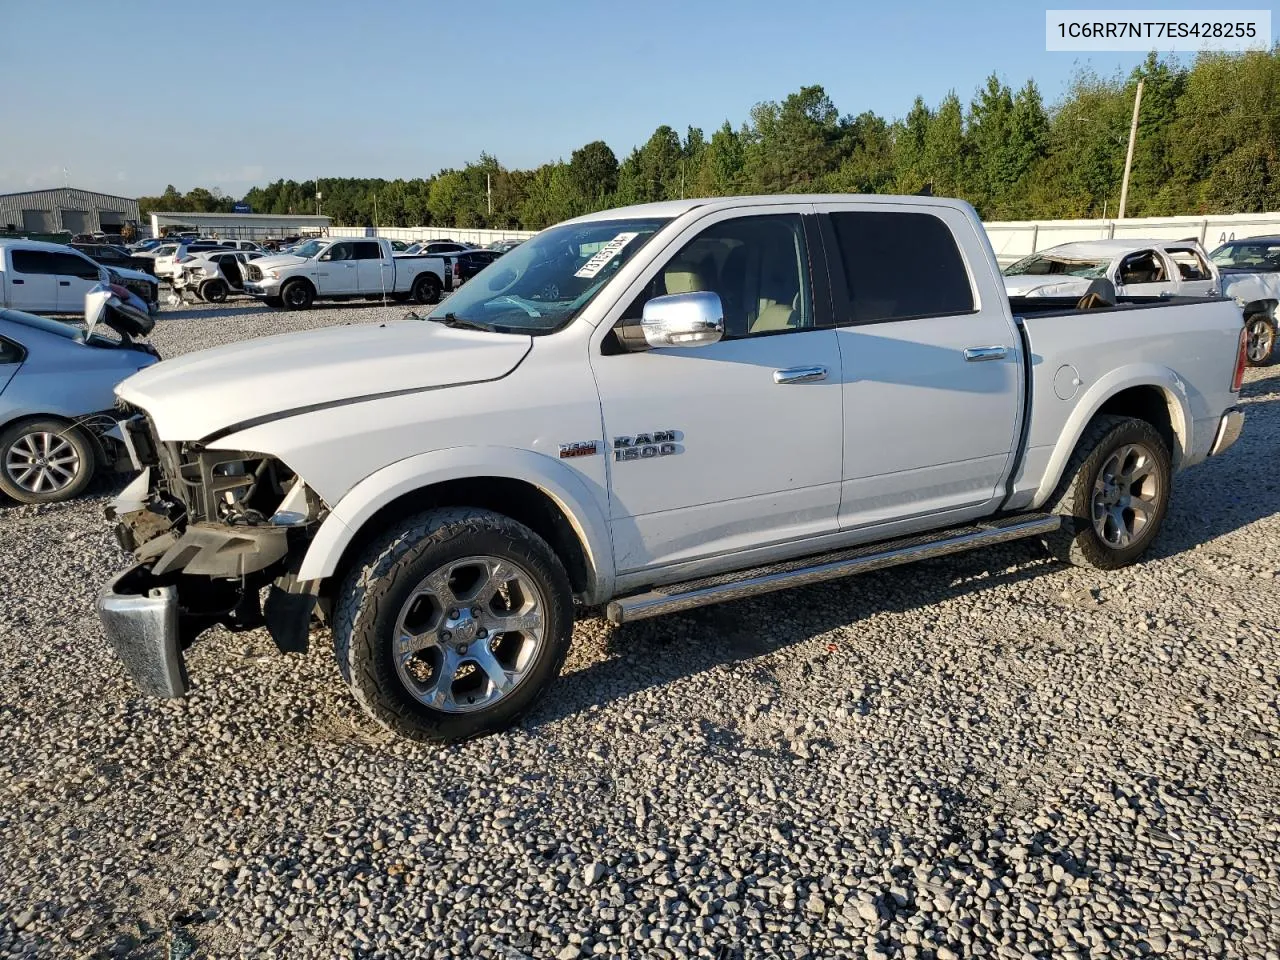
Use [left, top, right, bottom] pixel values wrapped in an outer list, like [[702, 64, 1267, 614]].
[[0, 0, 1245, 198]]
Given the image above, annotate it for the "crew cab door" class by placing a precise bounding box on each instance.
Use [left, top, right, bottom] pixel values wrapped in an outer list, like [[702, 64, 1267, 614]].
[[316, 242, 358, 294], [813, 202, 1022, 530], [591, 206, 844, 573], [354, 241, 390, 294], [6, 250, 59, 312]]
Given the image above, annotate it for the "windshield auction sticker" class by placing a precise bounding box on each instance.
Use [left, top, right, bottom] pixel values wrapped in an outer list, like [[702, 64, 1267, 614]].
[[1046, 10, 1270, 51], [575, 233, 639, 279]]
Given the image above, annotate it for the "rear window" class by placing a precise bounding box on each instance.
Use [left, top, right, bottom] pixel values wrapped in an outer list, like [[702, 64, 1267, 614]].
[[829, 211, 975, 323]]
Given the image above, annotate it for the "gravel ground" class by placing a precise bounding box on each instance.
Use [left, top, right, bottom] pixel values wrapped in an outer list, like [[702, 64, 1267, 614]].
[[1, 300, 1278, 959]]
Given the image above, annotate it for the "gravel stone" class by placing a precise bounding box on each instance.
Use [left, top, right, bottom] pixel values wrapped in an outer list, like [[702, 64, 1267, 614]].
[[0, 301, 1277, 958]]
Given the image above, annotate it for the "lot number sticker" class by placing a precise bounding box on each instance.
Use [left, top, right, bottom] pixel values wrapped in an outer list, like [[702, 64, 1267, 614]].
[[575, 233, 639, 279]]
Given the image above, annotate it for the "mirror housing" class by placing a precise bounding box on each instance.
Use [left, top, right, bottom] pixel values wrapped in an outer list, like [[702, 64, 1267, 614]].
[[640, 291, 724, 348]]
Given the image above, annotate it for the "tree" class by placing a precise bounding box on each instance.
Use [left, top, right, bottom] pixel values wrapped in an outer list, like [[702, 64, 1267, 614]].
[[568, 140, 618, 205], [694, 121, 745, 196]]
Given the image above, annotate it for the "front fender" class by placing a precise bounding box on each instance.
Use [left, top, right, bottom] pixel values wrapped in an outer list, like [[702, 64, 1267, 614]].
[[1030, 364, 1193, 508], [295, 445, 615, 602]]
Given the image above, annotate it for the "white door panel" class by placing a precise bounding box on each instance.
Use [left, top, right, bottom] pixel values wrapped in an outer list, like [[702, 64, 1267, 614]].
[[357, 259, 390, 294], [8, 271, 57, 311], [815, 201, 1022, 530], [597, 329, 843, 572]]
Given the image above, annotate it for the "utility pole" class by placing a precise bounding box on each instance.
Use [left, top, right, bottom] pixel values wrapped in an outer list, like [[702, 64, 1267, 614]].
[[1117, 79, 1143, 221], [487, 173, 492, 217]]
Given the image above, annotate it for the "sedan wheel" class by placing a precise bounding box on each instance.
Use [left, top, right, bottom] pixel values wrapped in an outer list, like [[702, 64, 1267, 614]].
[[0, 420, 96, 504]]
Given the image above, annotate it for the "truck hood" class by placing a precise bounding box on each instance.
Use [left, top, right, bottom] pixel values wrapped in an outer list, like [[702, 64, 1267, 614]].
[[117, 318, 533, 441], [1003, 275, 1092, 298], [250, 253, 308, 271]]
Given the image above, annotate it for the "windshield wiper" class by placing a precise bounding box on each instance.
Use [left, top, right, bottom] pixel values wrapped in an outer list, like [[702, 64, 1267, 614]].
[[421, 312, 495, 332]]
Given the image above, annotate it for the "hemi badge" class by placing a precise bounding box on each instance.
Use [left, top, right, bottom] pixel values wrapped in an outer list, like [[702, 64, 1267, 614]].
[[559, 441, 599, 459]]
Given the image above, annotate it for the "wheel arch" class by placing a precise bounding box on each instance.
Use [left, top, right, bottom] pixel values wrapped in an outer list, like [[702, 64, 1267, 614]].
[[298, 446, 614, 604], [1030, 369, 1191, 509]]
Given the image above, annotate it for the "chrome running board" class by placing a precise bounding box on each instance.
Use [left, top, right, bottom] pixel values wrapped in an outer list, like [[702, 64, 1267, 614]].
[[606, 513, 1061, 625]]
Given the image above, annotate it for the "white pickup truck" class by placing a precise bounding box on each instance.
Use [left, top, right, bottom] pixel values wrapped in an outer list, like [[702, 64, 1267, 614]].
[[241, 236, 450, 309], [98, 195, 1248, 743], [0, 239, 161, 315]]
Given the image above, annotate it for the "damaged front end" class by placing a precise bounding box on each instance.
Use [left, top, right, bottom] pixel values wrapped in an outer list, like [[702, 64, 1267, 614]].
[[99, 414, 326, 697]]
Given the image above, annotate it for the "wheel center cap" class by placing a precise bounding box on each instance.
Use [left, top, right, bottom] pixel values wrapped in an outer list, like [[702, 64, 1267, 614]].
[[451, 615, 478, 644]]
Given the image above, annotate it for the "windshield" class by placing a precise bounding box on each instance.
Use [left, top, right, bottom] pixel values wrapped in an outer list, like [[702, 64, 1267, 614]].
[[291, 240, 326, 259], [428, 217, 668, 333], [1003, 254, 1108, 278], [1210, 241, 1280, 270]]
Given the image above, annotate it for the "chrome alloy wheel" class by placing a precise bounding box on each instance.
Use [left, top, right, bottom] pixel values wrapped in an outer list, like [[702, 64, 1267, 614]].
[[1247, 317, 1275, 363], [1091, 442, 1161, 549], [392, 556, 546, 713], [4, 431, 81, 495]]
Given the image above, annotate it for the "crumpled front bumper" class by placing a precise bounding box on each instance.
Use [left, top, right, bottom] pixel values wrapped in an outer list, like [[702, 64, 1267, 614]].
[[99, 564, 187, 698]]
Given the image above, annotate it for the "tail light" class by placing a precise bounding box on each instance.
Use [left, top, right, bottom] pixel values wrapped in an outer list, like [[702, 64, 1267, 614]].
[[453, 261, 461, 279], [1232, 323, 1248, 392]]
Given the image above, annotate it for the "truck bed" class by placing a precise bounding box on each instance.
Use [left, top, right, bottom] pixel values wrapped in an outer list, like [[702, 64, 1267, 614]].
[[1008, 293, 1234, 318]]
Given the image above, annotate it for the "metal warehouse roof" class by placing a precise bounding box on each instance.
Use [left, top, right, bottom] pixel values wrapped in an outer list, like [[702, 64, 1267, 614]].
[[151, 211, 330, 223], [0, 187, 139, 205]]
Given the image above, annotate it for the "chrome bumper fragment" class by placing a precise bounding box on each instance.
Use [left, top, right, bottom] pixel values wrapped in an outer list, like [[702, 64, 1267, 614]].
[[1209, 407, 1244, 457], [98, 564, 187, 698]]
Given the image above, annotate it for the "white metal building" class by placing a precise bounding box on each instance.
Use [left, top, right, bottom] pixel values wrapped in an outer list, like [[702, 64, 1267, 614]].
[[0, 188, 141, 235], [150, 211, 331, 240]]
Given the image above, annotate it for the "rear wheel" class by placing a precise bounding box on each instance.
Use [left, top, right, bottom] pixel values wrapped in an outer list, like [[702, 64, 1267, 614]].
[[1043, 415, 1171, 569], [0, 418, 96, 504], [1245, 314, 1276, 366], [200, 279, 228, 303], [281, 279, 314, 310], [333, 508, 573, 742], [412, 273, 442, 305]]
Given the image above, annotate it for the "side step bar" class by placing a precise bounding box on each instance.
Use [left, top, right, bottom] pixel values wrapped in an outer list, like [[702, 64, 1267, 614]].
[[606, 513, 1061, 625]]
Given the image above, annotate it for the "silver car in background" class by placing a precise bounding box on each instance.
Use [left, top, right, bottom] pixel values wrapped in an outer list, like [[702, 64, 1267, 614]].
[[0, 285, 159, 504]]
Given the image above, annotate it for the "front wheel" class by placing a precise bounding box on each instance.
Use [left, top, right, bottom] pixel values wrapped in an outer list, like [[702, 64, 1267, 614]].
[[1245, 314, 1276, 366], [1043, 415, 1172, 569], [412, 273, 442, 305], [0, 418, 97, 504], [333, 508, 574, 742], [281, 279, 314, 310]]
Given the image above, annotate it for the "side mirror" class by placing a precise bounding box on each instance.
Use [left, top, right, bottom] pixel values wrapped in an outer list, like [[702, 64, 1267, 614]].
[[641, 291, 724, 348]]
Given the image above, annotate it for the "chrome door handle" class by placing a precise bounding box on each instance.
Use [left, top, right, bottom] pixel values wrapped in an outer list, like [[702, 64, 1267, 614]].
[[963, 346, 1008, 362], [773, 366, 828, 384]]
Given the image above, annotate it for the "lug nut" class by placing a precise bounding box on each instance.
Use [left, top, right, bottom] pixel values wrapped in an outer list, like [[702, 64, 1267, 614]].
[[448, 609, 458, 619], [471, 607, 481, 617], [458, 644, 468, 655], [476, 628, 487, 639], [441, 631, 452, 642]]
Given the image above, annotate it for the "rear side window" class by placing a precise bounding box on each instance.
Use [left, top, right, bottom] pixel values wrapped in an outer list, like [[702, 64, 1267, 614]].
[[829, 211, 974, 323], [354, 242, 382, 260], [1165, 248, 1211, 281], [11, 250, 58, 274], [0, 336, 25, 364]]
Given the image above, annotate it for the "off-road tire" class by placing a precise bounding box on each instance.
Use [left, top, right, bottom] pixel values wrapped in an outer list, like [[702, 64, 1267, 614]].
[[281, 279, 314, 311], [1042, 415, 1171, 569], [333, 508, 574, 742], [412, 273, 442, 305], [0, 418, 97, 504]]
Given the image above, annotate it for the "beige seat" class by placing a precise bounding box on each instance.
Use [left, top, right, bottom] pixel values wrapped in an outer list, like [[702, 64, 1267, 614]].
[[663, 255, 713, 295], [751, 294, 798, 333]]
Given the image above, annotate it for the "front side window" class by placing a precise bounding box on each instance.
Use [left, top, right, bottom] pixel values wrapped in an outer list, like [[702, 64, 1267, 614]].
[[829, 211, 974, 323], [428, 216, 668, 333], [53, 252, 102, 279], [0, 336, 25, 365], [622, 214, 814, 339], [324, 242, 354, 262]]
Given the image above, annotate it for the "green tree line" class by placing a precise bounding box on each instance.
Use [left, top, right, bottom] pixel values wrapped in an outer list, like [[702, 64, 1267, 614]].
[[138, 50, 1280, 230]]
